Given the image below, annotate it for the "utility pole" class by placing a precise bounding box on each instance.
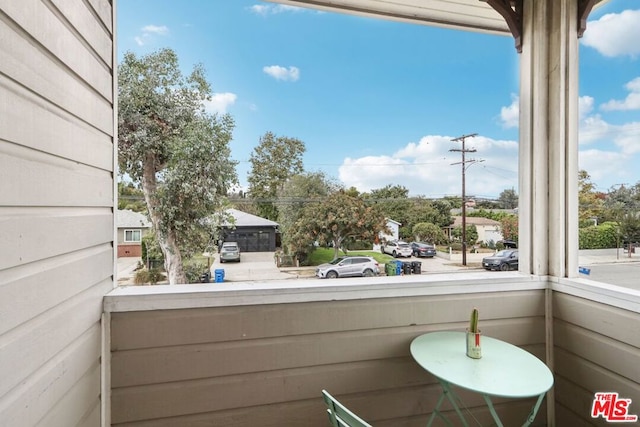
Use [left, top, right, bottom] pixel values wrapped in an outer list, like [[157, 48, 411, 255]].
[[450, 133, 480, 266]]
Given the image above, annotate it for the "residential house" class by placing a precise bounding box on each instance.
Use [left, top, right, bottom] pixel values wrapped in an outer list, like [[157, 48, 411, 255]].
[[220, 208, 279, 252], [447, 216, 503, 245], [374, 218, 402, 251], [116, 209, 151, 257]]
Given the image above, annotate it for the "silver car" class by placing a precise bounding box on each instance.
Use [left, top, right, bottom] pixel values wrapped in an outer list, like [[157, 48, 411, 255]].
[[220, 242, 241, 263], [316, 256, 380, 279]]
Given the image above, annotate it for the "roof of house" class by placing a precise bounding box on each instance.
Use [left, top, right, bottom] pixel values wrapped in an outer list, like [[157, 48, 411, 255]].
[[224, 208, 279, 228], [116, 209, 151, 228], [451, 216, 500, 227]]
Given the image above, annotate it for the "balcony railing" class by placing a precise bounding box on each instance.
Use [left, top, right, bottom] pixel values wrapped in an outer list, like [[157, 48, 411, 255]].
[[104, 273, 640, 426]]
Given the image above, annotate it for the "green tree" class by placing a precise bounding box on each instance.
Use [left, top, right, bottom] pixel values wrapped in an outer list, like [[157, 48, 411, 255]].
[[293, 190, 387, 259], [499, 215, 519, 241], [277, 171, 337, 256], [498, 188, 518, 209], [452, 225, 479, 245], [248, 132, 305, 220], [118, 48, 237, 284], [364, 185, 413, 236], [412, 222, 447, 244], [118, 182, 147, 212], [602, 183, 640, 250], [578, 170, 604, 227]]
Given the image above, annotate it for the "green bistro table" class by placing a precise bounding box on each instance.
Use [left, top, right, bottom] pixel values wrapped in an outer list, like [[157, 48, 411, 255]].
[[410, 331, 554, 427]]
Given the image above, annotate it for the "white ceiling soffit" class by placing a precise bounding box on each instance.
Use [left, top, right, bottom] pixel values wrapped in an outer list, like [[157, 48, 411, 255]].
[[268, 0, 511, 36]]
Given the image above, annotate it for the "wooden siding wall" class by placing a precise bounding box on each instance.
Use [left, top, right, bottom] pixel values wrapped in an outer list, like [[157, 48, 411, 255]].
[[110, 289, 548, 426], [553, 292, 640, 426], [0, 1, 114, 426]]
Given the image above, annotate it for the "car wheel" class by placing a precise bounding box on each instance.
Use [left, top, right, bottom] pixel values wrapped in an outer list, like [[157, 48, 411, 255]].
[[326, 270, 338, 279], [380, 246, 385, 254], [500, 263, 510, 271], [362, 269, 374, 277], [392, 251, 397, 258]]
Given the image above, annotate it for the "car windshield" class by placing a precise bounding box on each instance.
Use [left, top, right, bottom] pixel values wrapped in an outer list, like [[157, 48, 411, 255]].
[[398, 243, 410, 248], [329, 257, 347, 265], [494, 250, 512, 257]]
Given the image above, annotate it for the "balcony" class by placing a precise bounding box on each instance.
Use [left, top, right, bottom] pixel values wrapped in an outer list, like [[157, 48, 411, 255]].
[[105, 273, 640, 426]]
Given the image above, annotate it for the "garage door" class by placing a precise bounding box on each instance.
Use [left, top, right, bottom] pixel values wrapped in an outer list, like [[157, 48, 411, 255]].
[[226, 231, 271, 252]]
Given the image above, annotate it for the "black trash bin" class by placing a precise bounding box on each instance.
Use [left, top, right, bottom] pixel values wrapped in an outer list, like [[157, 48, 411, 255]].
[[402, 261, 412, 275], [200, 271, 210, 283], [411, 261, 422, 274]]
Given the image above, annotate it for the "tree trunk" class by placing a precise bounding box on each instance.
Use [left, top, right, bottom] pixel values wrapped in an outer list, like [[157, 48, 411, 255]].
[[141, 154, 187, 284]]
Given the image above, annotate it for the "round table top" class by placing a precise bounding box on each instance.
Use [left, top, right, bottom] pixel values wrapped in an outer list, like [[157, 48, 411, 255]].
[[410, 331, 554, 398]]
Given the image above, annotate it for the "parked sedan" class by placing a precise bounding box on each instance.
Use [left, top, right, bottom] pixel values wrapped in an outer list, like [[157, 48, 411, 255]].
[[381, 241, 413, 258], [410, 242, 437, 258], [219, 242, 241, 263], [316, 256, 380, 279], [482, 249, 518, 271]]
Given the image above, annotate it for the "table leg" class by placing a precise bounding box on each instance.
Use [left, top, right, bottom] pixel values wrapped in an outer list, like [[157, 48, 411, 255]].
[[426, 380, 469, 427], [521, 393, 546, 427], [482, 394, 504, 427]]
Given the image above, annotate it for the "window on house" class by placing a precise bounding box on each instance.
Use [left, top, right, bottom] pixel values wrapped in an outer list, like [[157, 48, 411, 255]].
[[124, 229, 142, 243]]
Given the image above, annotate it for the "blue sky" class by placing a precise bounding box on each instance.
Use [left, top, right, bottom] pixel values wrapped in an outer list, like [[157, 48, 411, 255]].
[[117, 0, 640, 199]]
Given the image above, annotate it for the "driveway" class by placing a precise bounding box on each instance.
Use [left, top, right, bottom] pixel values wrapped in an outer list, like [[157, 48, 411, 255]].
[[210, 251, 302, 281]]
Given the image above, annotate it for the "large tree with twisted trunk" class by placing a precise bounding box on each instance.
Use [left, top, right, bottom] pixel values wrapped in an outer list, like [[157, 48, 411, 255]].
[[118, 48, 237, 284]]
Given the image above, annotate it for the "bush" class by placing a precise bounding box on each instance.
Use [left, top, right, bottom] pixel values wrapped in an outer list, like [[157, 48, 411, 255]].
[[134, 268, 164, 285], [183, 259, 209, 283], [579, 222, 619, 249], [344, 239, 373, 250]]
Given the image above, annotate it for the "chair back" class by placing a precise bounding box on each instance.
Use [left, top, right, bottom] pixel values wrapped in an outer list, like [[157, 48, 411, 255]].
[[321, 390, 372, 427]]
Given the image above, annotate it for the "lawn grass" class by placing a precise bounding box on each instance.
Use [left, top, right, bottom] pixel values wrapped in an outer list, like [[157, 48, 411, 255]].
[[308, 247, 395, 266]]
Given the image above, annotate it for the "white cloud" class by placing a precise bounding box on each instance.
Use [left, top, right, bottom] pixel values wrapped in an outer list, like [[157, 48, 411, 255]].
[[263, 65, 300, 82], [249, 4, 303, 15], [135, 24, 169, 46], [499, 94, 519, 128], [338, 135, 519, 198], [141, 25, 169, 35], [579, 149, 630, 189], [579, 96, 595, 119], [601, 77, 640, 111], [581, 9, 640, 57], [204, 92, 237, 114]]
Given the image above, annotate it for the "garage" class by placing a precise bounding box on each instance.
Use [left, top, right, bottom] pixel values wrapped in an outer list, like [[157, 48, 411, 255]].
[[220, 209, 280, 252]]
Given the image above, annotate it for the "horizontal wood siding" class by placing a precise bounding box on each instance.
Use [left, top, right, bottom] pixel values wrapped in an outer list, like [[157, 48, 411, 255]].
[[110, 289, 548, 426], [0, 0, 114, 426], [553, 292, 640, 426]]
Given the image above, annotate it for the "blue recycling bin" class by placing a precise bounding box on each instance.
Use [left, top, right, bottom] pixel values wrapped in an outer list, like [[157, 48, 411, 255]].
[[214, 268, 225, 283], [393, 260, 403, 275]]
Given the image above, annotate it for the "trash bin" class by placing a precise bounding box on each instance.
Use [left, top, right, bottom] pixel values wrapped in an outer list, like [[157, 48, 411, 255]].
[[385, 262, 396, 276], [393, 260, 403, 275], [214, 268, 225, 283], [411, 261, 422, 274], [402, 261, 412, 275], [200, 271, 210, 283]]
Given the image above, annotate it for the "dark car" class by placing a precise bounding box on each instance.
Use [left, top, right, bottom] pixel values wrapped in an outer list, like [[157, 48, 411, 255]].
[[410, 242, 437, 258], [497, 239, 518, 249], [482, 249, 519, 271]]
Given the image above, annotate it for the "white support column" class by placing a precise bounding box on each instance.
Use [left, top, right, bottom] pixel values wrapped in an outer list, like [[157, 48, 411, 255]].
[[519, 0, 580, 278]]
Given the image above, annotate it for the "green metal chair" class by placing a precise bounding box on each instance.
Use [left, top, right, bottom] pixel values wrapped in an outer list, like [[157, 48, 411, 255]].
[[322, 390, 372, 427]]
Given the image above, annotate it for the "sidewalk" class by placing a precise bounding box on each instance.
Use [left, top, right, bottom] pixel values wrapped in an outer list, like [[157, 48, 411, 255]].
[[578, 248, 640, 266]]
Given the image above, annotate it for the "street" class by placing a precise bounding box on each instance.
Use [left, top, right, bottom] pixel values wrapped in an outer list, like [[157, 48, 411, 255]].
[[581, 263, 640, 291]]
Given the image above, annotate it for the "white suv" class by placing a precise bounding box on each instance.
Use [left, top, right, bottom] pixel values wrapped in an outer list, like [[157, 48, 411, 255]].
[[381, 241, 413, 258], [316, 256, 380, 279]]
